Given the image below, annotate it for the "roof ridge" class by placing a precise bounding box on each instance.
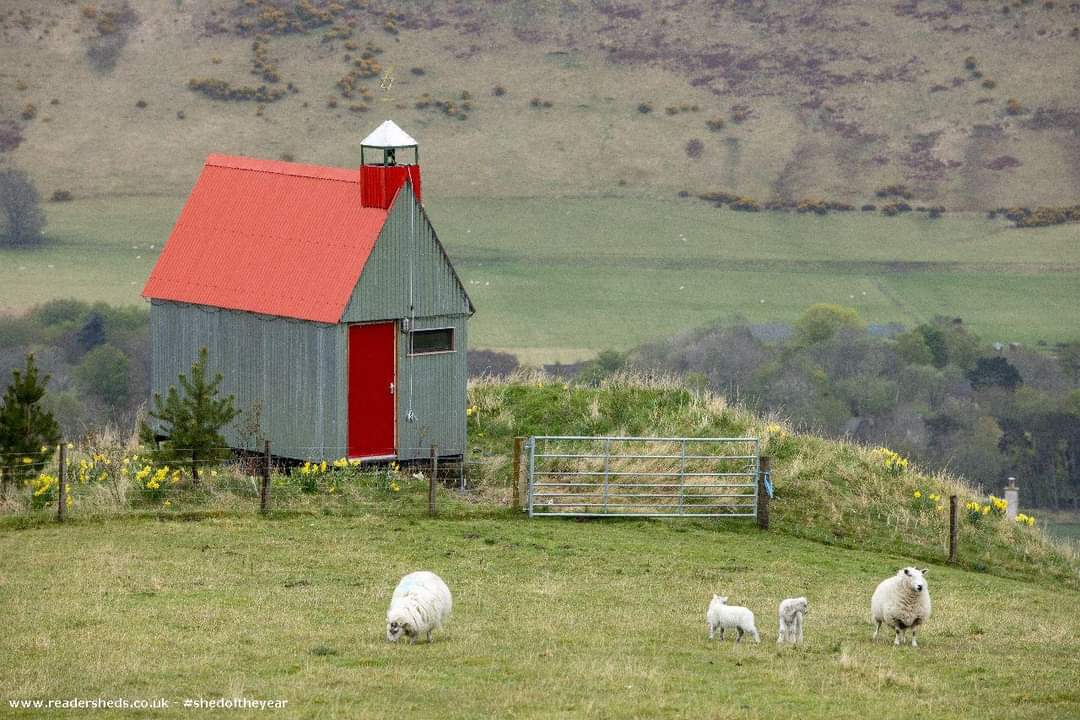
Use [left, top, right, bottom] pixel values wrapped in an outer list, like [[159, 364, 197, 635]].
[[205, 154, 359, 183]]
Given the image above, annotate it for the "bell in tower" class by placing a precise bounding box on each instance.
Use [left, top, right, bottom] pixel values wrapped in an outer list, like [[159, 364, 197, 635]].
[[360, 120, 421, 209]]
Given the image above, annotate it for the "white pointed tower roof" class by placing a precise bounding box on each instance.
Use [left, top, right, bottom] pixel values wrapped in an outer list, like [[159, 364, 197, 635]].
[[361, 120, 417, 148]]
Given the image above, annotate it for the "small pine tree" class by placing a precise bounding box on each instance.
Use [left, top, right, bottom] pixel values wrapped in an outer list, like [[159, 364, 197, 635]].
[[0, 354, 61, 496], [139, 347, 239, 483]]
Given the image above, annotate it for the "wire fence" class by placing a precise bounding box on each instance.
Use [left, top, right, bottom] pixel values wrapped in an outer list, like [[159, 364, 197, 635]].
[[0, 442, 515, 520]]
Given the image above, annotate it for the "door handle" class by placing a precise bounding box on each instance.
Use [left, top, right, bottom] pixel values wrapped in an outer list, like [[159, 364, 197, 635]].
[[389, 382, 395, 395]]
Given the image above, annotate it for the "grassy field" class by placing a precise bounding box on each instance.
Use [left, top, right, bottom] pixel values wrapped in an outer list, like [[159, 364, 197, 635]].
[[2, 377, 1077, 718], [3, 197, 1079, 363], [2, 508, 1078, 719]]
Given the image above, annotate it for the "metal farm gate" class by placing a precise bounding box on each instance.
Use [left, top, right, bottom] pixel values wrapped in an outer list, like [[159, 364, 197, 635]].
[[526, 436, 760, 518]]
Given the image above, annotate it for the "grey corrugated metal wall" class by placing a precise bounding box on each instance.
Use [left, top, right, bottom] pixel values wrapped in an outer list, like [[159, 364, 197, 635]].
[[150, 178, 472, 462], [393, 314, 468, 460], [150, 301, 348, 459]]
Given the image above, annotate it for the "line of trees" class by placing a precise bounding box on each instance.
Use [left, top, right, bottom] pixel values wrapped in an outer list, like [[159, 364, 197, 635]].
[[628, 306, 1080, 509]]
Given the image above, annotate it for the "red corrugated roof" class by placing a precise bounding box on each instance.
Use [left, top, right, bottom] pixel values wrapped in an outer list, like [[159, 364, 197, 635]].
[[143, 154, 393, 323]]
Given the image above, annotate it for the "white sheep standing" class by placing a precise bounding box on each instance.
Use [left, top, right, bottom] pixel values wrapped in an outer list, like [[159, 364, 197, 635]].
[[871, 566, 931, 647], [777, 596, 809, 644], [386, 571, 453, 643], [706, 595, 760, 643]]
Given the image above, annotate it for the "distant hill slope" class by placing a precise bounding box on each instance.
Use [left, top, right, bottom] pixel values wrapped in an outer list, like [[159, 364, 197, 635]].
[[1, 0, 1078, 209]]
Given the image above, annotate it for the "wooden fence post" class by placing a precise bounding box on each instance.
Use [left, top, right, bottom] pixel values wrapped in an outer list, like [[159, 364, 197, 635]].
[[948, 495, 958, 563], [260, 440, 271, 515], [757, 456, 770, 530], [56, 442, 66, 522], [429, 446, 438, 516], [512, 436, 523, 511]]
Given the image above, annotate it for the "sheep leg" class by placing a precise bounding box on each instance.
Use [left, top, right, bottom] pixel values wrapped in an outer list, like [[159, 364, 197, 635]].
[[873, 621, 881, 641], [777, 623, 785, 644], [719, 628, 725, 641], [796, 614, 803, 644], [750, 628, 760, 643], [910, 630, 917, 648], [426, 630, 433, 643], [708, 622, 715, 640], [894, 628, 904, 646], [736, 628, 744, 644]]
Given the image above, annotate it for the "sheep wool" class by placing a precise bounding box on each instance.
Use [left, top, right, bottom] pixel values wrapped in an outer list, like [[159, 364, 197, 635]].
[[706, 595, 760, 643], [386, 571, 453, 643], [871, 566, 931, 647], [777, 596, 809, 644]]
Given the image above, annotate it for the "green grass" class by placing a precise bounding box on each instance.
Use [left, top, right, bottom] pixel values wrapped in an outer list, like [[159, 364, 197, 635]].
[[2, 509, 1078, 719], [3, 197, 1080, 362], [2, 376, 1078, 718]]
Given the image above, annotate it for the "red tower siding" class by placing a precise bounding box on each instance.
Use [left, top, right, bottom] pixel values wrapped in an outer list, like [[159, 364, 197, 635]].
[[360, 165, 422, 209]]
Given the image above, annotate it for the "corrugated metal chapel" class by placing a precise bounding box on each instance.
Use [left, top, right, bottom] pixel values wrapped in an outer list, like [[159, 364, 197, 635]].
[[142, 121, 474, 461]]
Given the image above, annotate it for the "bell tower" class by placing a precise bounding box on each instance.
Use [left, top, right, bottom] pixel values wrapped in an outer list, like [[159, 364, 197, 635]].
[[359, 120, 421, 209]]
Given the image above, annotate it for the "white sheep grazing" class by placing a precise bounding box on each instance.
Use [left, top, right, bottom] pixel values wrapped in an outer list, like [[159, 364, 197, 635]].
[[386, 571, 452, 643], [777, 596, 809, 644], [871, 566, 931, 647], [706, 595, 760, 643]]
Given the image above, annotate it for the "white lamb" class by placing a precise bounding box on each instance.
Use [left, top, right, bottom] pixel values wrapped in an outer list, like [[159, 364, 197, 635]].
[[386, 571, 452, 643], [871, 566, 931, 647], [777, 596, 809, 644], [706, 595, 760, 643]]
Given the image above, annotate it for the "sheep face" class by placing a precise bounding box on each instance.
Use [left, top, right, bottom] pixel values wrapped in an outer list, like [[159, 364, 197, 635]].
[[386, 616, 413, 642], [899, 567, 928, 594]]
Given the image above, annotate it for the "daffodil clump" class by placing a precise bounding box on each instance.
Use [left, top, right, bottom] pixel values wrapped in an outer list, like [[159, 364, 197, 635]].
[[27, 472, 58, 509], [1015, 512, 1036, 527], [910, 489, 943, 514], [987, 494, 1008, 518], [966, 500, 989, 525], [874, 447, 909, 475], [135, 464, 181, 502]]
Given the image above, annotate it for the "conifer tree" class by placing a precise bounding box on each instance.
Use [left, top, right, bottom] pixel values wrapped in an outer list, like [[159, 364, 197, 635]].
[[0, 354, 61, 496], [139, 347, 239, 483]]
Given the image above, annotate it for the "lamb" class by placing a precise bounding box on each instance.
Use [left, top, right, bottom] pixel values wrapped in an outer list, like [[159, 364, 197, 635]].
[[871, 566, 931, 647], [777, 596, 809, 644], [386, 571, 452, 643], [706, 595, 760, 643]]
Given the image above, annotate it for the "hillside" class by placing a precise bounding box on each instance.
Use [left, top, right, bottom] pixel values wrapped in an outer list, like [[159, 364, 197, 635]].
[[1, 0, 1079, 209], [1, 377, 1078, 719]]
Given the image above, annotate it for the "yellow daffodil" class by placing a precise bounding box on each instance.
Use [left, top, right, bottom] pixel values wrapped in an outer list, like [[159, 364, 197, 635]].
[[913, 490, 922, 499]]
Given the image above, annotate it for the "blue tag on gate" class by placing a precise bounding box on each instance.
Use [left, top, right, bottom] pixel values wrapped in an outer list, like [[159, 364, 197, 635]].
[[763, 472, 774, 498]]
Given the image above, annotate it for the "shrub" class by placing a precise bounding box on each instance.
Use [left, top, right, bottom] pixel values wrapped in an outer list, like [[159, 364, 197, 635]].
[[731, 105, 751, 123], [982, 78, 996, 89], [685, 138, 704, 159], [964, 55, 977, 70], [50, 190, 73, 202], [797, 198, 829, 215], [85, 0, 138, 72], [134, 99, 147, 108], [705, 116, 726, 131], [0, 122, 24, 153], [0, 169, 46, 247], [881, 201, 912, 216], [861, 204, 876, 211], [1005, 98, 1024, 115], [492, 85, 506, 96], [21, 103, 36, 121], [188, 78, 286, 103], [875, 184, 913, 199], [730, 197, 760, 212], [75, 344, 130, 408], [637, 102, 653, 114], [410, 67, 425, 76]]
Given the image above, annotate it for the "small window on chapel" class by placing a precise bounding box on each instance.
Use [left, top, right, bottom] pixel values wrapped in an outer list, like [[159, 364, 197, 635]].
[[410, 328, 454, 355]]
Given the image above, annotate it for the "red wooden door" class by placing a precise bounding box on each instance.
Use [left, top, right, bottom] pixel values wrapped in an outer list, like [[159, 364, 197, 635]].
[[347, 322, 396, 458]]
